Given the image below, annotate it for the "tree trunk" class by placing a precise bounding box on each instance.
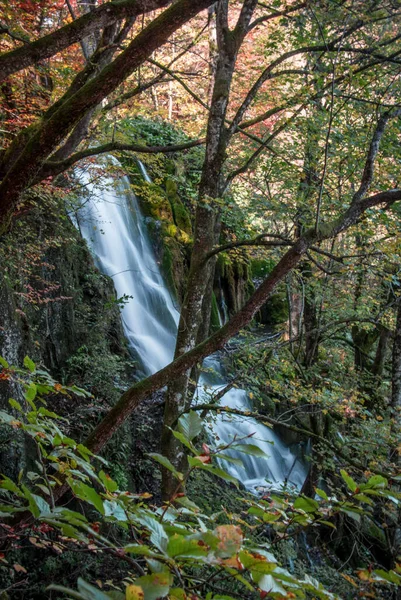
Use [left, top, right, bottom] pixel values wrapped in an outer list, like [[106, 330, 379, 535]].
[[161, 0, 260, 498], [392, 299, 401, 410]]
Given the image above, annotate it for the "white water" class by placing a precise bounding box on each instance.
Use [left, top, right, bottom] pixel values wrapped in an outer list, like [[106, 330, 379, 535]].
[[75, 161, 307, 493]]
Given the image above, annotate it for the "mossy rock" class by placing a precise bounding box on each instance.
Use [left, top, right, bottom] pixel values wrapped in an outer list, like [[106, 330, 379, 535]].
[[165, 178, 192, 234]]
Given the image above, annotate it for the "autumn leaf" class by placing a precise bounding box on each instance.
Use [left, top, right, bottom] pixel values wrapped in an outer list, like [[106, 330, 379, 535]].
[[214, 525, 243, 557], [126, 585, 145, 600]]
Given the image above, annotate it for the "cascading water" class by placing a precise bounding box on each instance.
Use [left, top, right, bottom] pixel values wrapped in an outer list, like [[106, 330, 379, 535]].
[[74, 163, 179, 376], [74, 160, 307, 493]]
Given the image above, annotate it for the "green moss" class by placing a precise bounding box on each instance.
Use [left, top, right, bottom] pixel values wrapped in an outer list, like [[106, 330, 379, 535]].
[[250, 257, 275, 279], [161, 242, 178, 299], [187, 470, 250, 517], [210, 292, 221, 332], [165, 178, 192, 234]]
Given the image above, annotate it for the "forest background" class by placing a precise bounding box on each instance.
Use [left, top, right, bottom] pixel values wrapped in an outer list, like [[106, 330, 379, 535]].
[[1, 0, 401, 598]]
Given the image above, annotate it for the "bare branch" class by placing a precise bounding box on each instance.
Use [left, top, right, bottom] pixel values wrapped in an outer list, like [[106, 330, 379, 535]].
[[39, 139, 206, 181], [184, 404, 391, 478], [0, 0, 173, 83], [352, 108, 401, 204], [249, 1, 307, 31], [203, 233, 291, 262]]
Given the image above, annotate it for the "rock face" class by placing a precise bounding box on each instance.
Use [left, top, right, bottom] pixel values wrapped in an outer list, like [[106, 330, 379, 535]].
[[0, 197, 129, 476]]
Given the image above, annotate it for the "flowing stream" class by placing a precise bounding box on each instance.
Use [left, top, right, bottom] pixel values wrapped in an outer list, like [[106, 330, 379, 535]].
[[75, 161, 307, 493]]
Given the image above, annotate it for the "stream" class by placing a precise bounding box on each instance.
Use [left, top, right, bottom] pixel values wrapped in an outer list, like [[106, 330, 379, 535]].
[[74, 161, 308, 493]]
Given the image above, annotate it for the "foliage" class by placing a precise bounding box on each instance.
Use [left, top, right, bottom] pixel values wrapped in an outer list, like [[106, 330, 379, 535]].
[[1, 358, 401, 599]]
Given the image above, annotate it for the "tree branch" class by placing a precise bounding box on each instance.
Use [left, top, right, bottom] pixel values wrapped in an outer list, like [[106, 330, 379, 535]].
[[352, 108, 401, 204], [0, 0, 173, 83], [39, 139, 206, 180], [248, 1, 307, 31], [0, 0, 215, 225], [203, 233, 291, 262], [184, 404, 391, 478], [83, 187, 401, 454]]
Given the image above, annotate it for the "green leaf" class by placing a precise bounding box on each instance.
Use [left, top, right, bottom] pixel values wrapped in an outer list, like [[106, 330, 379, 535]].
[[137, 515, 168, 552], [148, 453, 183, 481], [315, 488, 328, 500], [318, 520, 336, 529], [174, 495, 200, 512], [21, 484, 50, 518], [293, 497, 319, 513], [239, 550, 277, 573], [354, 493, 373, 505], [99, 470, 118, 493], [132, 572, 171, 600], [124, 544, 155, 557], [37, 407, 59, 419], [0, 410, 19, 424], [9, 398, 22, 412], [341, 507, 361, 522], [340, 469, 358, 492], [255, 574, 286, 595], [177, 411, 203, 441], [366, 475, 387, 489], [187, 456, 239, 487], [373, 569, 401, 584], [232, 444, 267, 458], [171, 430, 197, 453], [25, 382, 37, 406], [0, 476, 23, 497], [47, 584, 87, 600], [215, 453, 243, 466], [69, 480, 105, 515], [167, 534, 209, 559], [78, 578, 116, 599], [0, 356, 9, 368], [23, 355, 36, 373], [69, 385, 91, 398], [103, 500, 127, 521]]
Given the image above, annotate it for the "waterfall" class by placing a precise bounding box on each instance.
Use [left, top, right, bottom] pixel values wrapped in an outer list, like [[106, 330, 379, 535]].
[[75, 160, 307, 493], [74, 163, 179, 376]]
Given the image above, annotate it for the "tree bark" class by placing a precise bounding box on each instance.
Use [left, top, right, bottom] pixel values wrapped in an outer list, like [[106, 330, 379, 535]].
[[160, 0, 259, 499], [392, 299, 401, 410]]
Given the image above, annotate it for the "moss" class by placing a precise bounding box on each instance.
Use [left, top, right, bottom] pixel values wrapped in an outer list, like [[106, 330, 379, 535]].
[[210, 292, 221, 332], [165, 178, 192, 234], [0, 192, 133, 479], [250, 257, 275, 279], [187, 469, 250, 517], [161, 242, 178, 299]]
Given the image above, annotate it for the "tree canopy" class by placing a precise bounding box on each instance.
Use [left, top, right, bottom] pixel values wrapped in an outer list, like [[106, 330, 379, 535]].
[[1, 0, 401, 598]]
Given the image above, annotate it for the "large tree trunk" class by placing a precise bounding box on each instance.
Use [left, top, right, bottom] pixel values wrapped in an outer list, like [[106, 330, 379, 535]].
[[160, 0, 260, 499], [161, 0, 237, 499]]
